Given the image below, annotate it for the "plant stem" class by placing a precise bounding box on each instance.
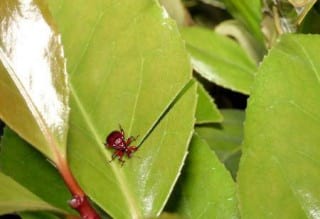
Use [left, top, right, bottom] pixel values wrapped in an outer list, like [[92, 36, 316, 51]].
[[57, 157, 101, 219]]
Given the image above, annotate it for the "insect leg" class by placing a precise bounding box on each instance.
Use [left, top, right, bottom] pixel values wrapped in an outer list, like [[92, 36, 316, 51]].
[[126, 135, 139, 146], [119, 124, 125, 138]]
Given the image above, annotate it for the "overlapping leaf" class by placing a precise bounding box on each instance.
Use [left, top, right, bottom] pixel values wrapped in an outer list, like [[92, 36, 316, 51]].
[[196, 82, 222, 124], [0, 172, 62, 215], [238, 34, 320, 218], [196, 109, 244, 178], [222, 0, 263, 43], [0, 128, 72, 213], [0, 0, 69, 161], [19, 212, 61, 219], [181, 26, 257, 94], [166, 134, 239, 218]]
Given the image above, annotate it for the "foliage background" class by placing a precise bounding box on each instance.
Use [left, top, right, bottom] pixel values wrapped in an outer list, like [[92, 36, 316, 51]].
[[1, 0, 320, 218]]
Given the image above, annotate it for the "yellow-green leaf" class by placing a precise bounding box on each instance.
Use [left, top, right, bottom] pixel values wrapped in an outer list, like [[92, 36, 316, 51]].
[[238, 34, 320, 218], [46, 0, 195, 218], [181, 26, 256, 94]]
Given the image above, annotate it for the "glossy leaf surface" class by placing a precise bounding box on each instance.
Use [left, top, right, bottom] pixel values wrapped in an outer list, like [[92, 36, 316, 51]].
[[238, 34, 320, 218], [0, 0, 69, 161], [0, 172, 61, 215], [0, 128, 72, 213], [181, 26, 256, 94], [46, 1, 194, 218], [196, 82, 222, 124], [166, 134, 239, 218]]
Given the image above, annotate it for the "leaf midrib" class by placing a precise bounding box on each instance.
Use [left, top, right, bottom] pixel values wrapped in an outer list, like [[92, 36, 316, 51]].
[[70, 85, 141, 218]]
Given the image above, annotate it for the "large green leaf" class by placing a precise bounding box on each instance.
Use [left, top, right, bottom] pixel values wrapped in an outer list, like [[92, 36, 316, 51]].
[[0, 172, 62, 215], [181, 26, 257, 94], [238, 34, 320, 218], [66, 82, 196, 218], [0, 0, 69, 161], [166, 134, 239, 218], [0, 128, 72, 213], [46, 1, 194, 218]]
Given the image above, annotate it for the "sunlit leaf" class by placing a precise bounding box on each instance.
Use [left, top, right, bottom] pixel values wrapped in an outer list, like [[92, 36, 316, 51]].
[[181, 26, 256, 94], [238, 34, 320, 218], [0, 0, 69, 162], [46, 0, 194, 218], [166, 134, 239, 218]]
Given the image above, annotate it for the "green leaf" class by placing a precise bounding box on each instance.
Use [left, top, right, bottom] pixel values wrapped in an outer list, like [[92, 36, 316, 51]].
[[196, 82, 222, 124], [46, 1, 195, 218], [238, 34, 320, 218], [0, 0, 69, 161], [222, 0, 263, 43], [166, 134, 239, 218], [215, 20, 264, 63], [181, 26, 257, 94], [68, 81, 196, 219], [0, 128, 72, 213], [20, 212, 62, 219], [196, 109, 244, 179], [159, 212, 184, 219], [0, 172, 61, 215]]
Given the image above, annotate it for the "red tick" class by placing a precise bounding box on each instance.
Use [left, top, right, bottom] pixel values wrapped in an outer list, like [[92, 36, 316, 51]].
[[104, 125, 138, 165]]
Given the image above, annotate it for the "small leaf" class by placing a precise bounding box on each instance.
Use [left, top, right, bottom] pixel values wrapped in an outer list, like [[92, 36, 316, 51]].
[[166, 134, 239, 218], [181, 26, 257, 94], [0, 0, 69, 161], [0, 172, 62, 215], [238, 34, 320, 218], [196, 109, 244, 178], [196, 82, 222, 124], [0, 128, 72, 213]]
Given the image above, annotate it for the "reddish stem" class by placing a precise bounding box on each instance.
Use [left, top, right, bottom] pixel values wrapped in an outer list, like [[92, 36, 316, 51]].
[[57, 158, 101, 219]]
